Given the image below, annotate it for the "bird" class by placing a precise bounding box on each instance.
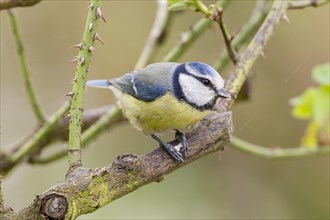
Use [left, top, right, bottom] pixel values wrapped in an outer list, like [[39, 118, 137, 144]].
[[86, 62, 230, 162]]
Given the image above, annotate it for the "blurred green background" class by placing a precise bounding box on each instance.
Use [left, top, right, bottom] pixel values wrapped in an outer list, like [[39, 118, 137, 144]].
[[1, 1, 329, 219]]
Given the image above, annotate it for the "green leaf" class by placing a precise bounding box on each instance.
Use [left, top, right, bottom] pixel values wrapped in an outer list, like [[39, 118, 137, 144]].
[[312, 63, 330, 86], [290, 88, 317, 120], [291, 63, 330, 148], [312, 85, 330, 127], [301, 121, 319, 148]]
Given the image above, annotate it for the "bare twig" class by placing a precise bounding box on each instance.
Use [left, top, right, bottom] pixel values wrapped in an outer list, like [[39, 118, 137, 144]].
[[231, 136, 330, 159], [135, 0, 172, 69], [8, 10, 46, 123], [30, 106, 123, 164], [217, 0, 288, 110], [0, 0, 42, 10], [214, 0, 270, 71], [212, 7, 238, 65], [215, 1, 329, 160], [0, 105, 123, 175], [0, 103, 70, 176], [288, 0, 329, 9]]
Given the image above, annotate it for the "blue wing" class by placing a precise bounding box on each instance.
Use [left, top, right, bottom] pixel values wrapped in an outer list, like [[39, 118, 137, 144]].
[[112, 73, 168, 102], [87, 62, 178, 102], [112, 62, 178, 101]]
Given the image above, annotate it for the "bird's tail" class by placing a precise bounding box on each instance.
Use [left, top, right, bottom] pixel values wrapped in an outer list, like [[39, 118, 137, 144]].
[[86, 80, 112, 89]]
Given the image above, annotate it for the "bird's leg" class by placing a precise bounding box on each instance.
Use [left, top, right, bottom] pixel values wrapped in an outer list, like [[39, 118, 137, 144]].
[[175, 130, 188, 159], [151, 134, 184, 163]]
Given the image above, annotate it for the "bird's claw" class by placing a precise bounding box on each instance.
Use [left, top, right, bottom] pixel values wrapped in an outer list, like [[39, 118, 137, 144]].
[[151, 134, 184, 162], [175, 130, 188, 159], [163, 143, 184, 163]]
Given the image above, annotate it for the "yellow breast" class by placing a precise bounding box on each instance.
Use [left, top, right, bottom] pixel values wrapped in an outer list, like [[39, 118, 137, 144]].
[[114, 91, 212, 135]]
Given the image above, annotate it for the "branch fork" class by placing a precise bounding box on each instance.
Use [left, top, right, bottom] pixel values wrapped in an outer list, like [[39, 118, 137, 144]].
[[11, 112, 232, 219]]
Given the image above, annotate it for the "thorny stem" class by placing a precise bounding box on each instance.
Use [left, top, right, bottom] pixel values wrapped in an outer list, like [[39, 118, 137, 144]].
[[68, 0, 103, 169], [162, 0, 230, 62], [231, 136, 330, 159], [135, 0, 172, 69], [2, 0, 226, 170], [8, 10, 46, 124]]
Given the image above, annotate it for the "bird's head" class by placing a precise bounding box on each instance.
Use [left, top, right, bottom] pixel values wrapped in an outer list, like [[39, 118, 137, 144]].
[[172, 62, 230, 110]]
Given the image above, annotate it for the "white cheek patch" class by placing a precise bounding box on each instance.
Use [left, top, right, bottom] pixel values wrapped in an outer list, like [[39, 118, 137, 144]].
[[179, 74, 215, 107]]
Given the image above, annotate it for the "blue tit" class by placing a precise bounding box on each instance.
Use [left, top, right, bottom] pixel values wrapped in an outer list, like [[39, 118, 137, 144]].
[[86, 62, 230, 162]]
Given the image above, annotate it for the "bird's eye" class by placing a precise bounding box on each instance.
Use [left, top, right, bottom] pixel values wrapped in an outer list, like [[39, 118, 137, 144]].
[[201, 79, 211, 86]]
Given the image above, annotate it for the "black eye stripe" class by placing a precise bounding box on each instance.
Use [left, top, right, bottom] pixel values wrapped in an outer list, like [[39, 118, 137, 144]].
[[194, 76, 217, 91]]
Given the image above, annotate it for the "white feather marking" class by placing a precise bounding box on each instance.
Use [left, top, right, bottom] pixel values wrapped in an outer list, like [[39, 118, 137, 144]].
[[179, 74, 215, 107], [131, 75, 138, 95]]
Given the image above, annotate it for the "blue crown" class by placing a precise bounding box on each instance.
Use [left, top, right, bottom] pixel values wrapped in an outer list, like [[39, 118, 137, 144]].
[[186, 62, 218, 77]]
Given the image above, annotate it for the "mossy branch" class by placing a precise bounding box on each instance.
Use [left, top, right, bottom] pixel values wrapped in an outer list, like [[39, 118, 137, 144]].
[[6, 113, 232, 220], [68, 0, 104, 169], [8, 10, 46, 124]]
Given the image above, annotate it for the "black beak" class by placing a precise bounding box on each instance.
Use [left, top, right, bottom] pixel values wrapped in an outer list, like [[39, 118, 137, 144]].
[[218, 88, 230, 98]]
